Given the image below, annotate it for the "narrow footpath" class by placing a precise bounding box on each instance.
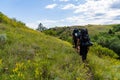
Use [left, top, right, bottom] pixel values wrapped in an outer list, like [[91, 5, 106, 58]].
[[75, 48, 94, 80]]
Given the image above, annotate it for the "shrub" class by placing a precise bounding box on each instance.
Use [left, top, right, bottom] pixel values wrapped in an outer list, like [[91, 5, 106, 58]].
[[91, 43, 118, 58], [0, 34, 7, 45], [110, 41, 120, 56], [113, 24, 120, 32]]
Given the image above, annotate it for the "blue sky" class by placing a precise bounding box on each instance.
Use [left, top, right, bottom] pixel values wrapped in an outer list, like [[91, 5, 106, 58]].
[[0, 0, 120, 29]]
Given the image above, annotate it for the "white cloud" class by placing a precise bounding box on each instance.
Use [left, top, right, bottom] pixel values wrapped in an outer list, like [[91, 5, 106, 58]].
[[61, 0, 120, 25], [62, 4, 76, 10], [62, 0, 120, 25], [45, 4, 57, 9], [38, 19, 57, 27], [26, 23, 38, 30], [74, 0, 113, 14], [37, 19, 74, 28], [26, 18, 73, 29], [26, 19, 59, 29]]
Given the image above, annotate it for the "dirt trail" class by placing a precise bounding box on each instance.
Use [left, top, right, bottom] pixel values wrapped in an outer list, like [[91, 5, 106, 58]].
[[84, 62, 94, 80], [75, 47, 94, 80]]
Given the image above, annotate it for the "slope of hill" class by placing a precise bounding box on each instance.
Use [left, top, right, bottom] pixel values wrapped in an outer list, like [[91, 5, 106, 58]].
[[0, 12, 92, 80], [43, 23, 120, 79]]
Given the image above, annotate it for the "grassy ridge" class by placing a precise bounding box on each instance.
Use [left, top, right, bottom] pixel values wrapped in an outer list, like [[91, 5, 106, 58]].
[[85, 25, 112, 36], [0, 12, 91, 80]]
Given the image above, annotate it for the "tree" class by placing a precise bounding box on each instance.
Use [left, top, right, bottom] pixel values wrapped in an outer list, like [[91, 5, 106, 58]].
[[108, 29, 114, 34], [36, 23, 47, 31]]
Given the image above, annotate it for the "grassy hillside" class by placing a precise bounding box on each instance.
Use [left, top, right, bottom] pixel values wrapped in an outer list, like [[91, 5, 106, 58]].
[[0, 12, 92, 80], [85, 25, 112, 36], [42, 23, 120, 79]]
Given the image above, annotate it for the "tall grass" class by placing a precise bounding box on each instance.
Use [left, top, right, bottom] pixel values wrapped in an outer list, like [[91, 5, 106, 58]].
[[87, 43, 120, 80], [0, 22, 91, 80]]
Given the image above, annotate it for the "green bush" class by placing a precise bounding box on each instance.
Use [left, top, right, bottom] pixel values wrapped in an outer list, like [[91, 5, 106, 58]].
[[113, 24, 120, 32], [0, 34, 7, 45], [90, 43, 118, 58], [110, 41, 120, 56]]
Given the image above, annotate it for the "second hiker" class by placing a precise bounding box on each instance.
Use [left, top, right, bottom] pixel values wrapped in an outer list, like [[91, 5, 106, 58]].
[[79, 28, 93, 62]]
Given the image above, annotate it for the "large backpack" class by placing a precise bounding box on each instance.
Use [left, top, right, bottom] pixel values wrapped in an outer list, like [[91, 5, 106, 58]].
[[80, 28, 93, 46]]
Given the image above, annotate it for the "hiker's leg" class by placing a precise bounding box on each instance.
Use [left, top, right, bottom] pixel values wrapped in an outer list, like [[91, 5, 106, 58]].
[[85, 47, 89, 60], [81, 50, 86, 61], [81, 47, 88, 61], [82, 53, 86, 60]]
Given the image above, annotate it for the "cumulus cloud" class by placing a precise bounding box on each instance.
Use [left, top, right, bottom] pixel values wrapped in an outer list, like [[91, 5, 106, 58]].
[[27, 19, 61, 29], [61, 4, 76, 10], [26, 18, 75, 29], [74, 0, 113, 14], [37, 19, 58, 28], [26, 22, 38, 29], [60, 0, 120, 25], [45, 4, 57, 9]]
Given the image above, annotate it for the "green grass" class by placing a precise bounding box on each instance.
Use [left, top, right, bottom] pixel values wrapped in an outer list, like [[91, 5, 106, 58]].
[[87, 43, 120, 80], [0, 22, 91, 80]]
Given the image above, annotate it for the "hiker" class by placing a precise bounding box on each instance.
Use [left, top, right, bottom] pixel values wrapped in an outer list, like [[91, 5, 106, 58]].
[[79, 28, 93, 62], [72, 28, 80, 49]]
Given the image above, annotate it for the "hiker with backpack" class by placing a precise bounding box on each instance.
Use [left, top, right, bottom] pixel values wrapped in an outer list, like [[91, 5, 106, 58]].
[[79, 28, 93, 62], [72, 28, 80, 49]]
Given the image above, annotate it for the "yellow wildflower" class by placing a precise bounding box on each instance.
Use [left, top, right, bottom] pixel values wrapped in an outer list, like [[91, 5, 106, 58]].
[[13, 67, 18, 73], [18, 72, 23, 77]]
